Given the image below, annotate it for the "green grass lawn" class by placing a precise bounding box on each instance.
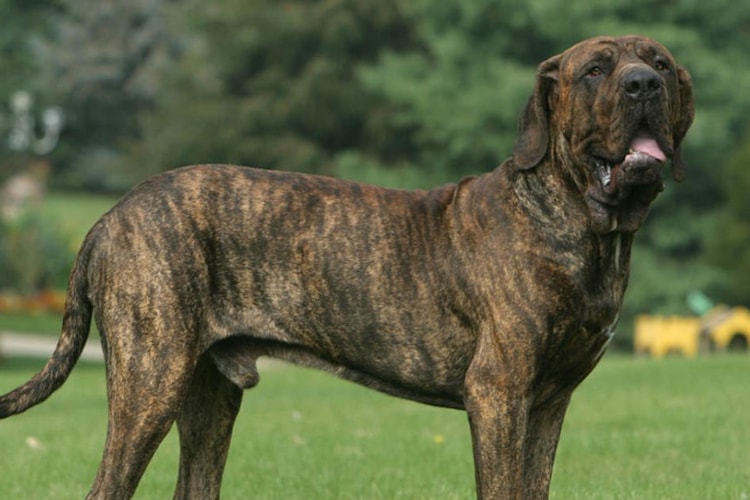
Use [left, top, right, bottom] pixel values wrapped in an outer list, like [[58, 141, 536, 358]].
[[0, 311, 63, 335], [0, 355, 747, 499], [39, 192, 119, 248], [0, 311, 100, 338]]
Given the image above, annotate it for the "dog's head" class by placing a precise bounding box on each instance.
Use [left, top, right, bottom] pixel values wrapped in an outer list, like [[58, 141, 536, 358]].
[[512, 36, 695, 233]]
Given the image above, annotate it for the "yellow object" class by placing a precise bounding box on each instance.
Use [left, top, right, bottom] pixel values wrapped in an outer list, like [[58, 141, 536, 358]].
[[707, 307, 750, 351], [634, 306, 750, 357]]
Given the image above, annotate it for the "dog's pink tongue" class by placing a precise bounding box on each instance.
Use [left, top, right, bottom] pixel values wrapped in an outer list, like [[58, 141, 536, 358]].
[[631, 134, 666, 162]]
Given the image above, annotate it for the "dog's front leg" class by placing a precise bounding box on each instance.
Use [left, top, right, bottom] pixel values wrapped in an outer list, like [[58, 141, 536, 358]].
[[464, 341, 536, 500], [521, 396, 571, 498]]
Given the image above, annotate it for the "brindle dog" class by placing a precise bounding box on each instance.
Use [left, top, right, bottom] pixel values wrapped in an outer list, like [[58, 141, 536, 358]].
[[0, 36, 693, 499]]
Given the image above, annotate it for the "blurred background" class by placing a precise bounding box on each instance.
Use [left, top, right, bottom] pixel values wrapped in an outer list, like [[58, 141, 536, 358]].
[[1, 0, 749, 352]]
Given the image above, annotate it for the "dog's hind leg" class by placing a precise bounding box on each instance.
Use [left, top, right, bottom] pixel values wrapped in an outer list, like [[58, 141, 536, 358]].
[[86, 333, 197, 500], [173, 354, 243, 500]]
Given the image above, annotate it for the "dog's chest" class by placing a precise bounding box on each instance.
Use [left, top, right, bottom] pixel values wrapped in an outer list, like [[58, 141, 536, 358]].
[[539, 231, 628, 362], [581, 233, 631, 354]]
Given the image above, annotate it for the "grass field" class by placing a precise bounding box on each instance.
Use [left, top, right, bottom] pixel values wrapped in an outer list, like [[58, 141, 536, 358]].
[[0, 355, 747, 499], [0, 311, 62, 335], [39, 192, 119, 247]]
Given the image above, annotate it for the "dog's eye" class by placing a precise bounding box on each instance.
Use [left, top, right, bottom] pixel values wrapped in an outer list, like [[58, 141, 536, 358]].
[[654, 60, 669, 72], [586, 66, 603, 78]]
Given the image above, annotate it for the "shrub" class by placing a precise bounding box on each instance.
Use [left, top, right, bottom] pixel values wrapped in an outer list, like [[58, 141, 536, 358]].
[[0, 210, 75, 294]]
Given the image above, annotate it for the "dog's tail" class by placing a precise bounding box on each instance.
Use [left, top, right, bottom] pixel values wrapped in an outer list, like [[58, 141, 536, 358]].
[[0, 232, 95, 418]]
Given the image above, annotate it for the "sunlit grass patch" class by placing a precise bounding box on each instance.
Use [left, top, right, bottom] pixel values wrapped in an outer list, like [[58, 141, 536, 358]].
[[0, 355, 747, 499]]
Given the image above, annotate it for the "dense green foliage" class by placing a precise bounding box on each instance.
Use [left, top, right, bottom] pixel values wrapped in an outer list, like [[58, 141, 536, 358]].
[[2, 0, 750, 333], [707, 134, 750, 302], [0, 356, 748, 498], [0, 193, 114, 296], [0, 211, 73, 292]]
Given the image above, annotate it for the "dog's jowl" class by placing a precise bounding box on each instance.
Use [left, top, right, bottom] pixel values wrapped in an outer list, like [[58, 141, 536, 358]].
[[0, 36, 693, 500]]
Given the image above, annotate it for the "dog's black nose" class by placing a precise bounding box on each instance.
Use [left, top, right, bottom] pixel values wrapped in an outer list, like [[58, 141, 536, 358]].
[[622, 68, 661, 101]]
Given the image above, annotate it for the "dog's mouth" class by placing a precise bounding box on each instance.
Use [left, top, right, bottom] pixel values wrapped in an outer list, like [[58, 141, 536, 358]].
[[585, 127, 670, 233], [594, 130, 667, 196]]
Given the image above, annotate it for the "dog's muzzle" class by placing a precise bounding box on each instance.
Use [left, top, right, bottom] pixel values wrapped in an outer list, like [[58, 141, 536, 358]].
[[595, 131, 666, 195]]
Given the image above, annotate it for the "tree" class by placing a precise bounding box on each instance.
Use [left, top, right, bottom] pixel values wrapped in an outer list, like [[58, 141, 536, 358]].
[[707, 134, 750, 303], [355, 1, 547, 182], [33, 0, 184, 191], [128, 0, 417, 181], [0, 0, 56, 110], [0, 0, 58, 181]]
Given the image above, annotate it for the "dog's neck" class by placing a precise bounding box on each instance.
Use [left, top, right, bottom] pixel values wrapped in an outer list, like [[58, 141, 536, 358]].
[[496, 158, 633, 314], [444, 162, 631, 359], [453, 160, 630, 282]]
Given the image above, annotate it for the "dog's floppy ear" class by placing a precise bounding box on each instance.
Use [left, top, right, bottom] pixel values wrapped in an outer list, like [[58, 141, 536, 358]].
[[669, 65, 695, 182], [512, 55, 561, 170]]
